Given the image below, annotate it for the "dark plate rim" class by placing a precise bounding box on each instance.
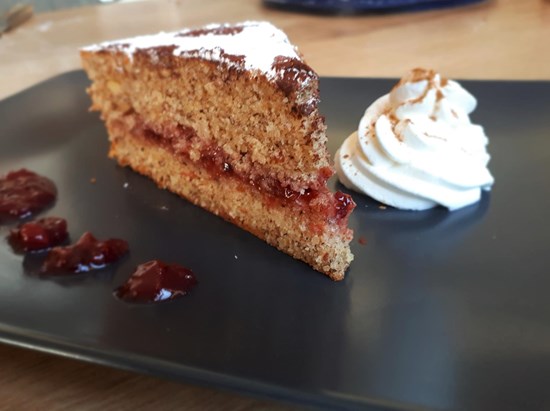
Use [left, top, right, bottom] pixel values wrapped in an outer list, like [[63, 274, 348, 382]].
[[0, 325, 422, 411]]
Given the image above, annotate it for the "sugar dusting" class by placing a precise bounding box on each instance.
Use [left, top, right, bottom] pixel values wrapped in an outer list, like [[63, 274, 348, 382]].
[[82, 21, 302, 80]]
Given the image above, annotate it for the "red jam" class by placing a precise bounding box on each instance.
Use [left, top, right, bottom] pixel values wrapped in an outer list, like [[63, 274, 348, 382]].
[[195, 145, 354, 221], [41, 232, 128, 274], [114, 260, 197, 303], [200, 145, 234, 179], [8, 217, 68, 253], [334, 191, 355, 219], [0, 169, 57, 223], [139, 122, 356, 222]]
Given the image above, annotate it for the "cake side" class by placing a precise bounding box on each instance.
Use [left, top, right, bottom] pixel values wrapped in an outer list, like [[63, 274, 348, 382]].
[[108, 124, 352, 279]]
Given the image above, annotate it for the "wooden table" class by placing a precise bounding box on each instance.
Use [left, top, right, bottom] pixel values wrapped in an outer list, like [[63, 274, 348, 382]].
[[0, 0, 548, 409]]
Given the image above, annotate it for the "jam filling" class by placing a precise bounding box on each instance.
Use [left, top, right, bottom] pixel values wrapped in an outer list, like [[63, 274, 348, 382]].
[[41, 232, 128, 274], [8, 217, 68, 253], [114, 260, 197, 303], [0, 169, 57, 223], [137, 121, 355, 224], [334, 191, 355, 219]]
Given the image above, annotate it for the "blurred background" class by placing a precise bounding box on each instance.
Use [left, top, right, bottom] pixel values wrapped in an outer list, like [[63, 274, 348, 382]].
[[3, 0, 487, 14]]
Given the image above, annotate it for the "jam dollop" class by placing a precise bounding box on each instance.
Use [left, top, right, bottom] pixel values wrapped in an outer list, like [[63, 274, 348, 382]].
[[114, 260, 197, 303], [41, 232, 128, 274], [8, 217, 68, 253], [0, 169, 57, 223]]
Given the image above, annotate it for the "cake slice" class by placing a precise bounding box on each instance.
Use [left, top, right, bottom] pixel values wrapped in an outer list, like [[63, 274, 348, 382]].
[[80, 21, 354, 280]]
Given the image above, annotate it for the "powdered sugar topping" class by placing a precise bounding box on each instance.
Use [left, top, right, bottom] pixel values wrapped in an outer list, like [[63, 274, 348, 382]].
[[82, 21, 304, 80]]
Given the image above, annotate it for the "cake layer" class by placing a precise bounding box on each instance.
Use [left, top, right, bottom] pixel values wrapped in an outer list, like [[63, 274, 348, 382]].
[[116, 111, 352, 228], [107, 123, 353, 280]]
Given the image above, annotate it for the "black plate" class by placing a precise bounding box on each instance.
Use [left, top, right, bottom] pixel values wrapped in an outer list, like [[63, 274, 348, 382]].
[[1, 72, 549, 411]]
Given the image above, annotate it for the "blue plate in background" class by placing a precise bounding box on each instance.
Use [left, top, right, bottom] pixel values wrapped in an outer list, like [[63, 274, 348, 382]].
[[264, 0, 486, 13]]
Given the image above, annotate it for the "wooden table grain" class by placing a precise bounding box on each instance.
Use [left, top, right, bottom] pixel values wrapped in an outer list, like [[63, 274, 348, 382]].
[[0, 0, 549, 409]]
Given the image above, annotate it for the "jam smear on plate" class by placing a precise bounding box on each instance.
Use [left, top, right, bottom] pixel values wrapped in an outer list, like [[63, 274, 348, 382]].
[[0, 169, 57, 223], [8, 217, 68, 253], [41, 231, 128, 274], [115, 260, 197, 303]]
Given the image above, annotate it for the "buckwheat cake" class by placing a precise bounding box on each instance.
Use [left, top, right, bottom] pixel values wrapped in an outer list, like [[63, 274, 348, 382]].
[[80, 21, 355, 280]]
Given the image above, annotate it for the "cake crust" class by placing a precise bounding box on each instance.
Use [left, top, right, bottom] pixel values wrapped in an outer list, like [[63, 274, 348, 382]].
[[109, 127, 353, 279]]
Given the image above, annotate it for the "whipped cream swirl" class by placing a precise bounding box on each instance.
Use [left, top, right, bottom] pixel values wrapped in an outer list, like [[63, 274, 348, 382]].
[[335, 68, 494, 211]]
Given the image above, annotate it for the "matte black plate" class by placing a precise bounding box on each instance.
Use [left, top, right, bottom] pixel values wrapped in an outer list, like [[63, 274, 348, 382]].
[[1, 72, 549, 411]]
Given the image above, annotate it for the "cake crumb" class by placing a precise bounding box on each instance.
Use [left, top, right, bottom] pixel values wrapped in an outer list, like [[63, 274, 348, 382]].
[[358, 236, 367, 245], [379, 205, 387, 210], [234, 254, 238, 259], [123, 182, 129, 188], [90, 177, 96, 184], [160, 205, 169, 211]]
